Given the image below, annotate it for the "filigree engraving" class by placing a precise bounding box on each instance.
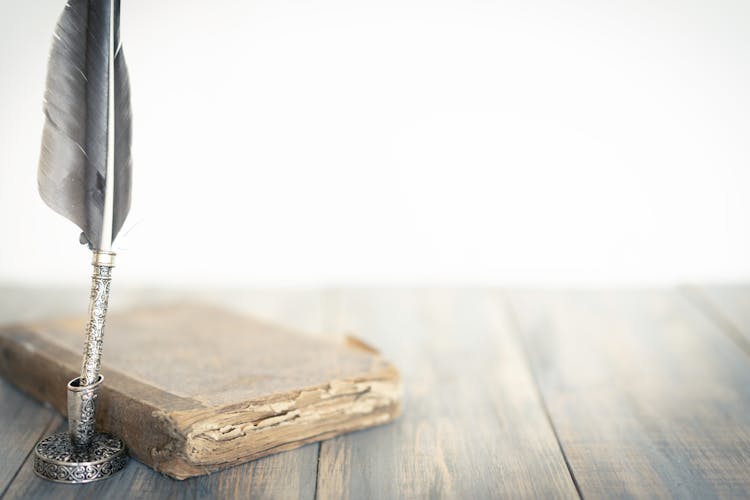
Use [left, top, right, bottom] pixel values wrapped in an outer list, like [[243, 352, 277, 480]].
[[33, 432, 127, 484], [70, 388, 98, 447], [80, 264, 112, 386]]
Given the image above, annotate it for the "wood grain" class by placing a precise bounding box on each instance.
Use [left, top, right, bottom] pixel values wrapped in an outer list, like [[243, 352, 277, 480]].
[[315, 289, 578, 499], [683, 285, 750, 358], [509, 290, 750, 498], [0, 382, 57, 496], [0, 289, 62, 497], [4, 287, 750, 498]]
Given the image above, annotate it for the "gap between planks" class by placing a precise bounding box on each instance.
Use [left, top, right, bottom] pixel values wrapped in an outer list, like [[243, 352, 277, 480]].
[[502, 295, 584, 500], [0, 409, 59, 499], [680, 285, 750, 360], [508, 288, 750, 498], [314, 288, 579, 499]]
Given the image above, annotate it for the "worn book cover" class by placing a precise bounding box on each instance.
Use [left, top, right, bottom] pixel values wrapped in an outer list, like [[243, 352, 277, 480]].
[[0, 303, 401, 479]]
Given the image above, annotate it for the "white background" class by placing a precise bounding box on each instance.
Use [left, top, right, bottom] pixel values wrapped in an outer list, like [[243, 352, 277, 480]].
[[1, 0, 749, 287]]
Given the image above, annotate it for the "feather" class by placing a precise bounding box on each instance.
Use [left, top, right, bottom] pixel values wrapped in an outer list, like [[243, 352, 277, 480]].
[[38, 0, 132, 251]]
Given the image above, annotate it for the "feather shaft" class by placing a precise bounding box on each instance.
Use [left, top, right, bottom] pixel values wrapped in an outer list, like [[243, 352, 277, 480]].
[[101, 0, 116, 251]]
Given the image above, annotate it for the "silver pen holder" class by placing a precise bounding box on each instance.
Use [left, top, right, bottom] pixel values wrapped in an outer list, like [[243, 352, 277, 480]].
[[32, 377, 128, 483], [68, 375, 103, 449], [33, 252, 128, 483]]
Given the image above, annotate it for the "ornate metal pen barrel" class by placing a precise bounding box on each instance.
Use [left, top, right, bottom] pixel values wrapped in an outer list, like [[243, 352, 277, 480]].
[[33, 251, 128, 483], [81, 251, 115, 386]]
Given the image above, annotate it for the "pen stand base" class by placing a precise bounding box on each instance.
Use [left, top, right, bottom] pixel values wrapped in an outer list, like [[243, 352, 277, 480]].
[[33, 375, 127, 483], [33, 432, 127, 484]]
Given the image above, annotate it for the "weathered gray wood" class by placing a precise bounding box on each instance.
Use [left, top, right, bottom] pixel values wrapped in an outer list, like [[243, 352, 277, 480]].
[[194, 443, 319, 500], [0, 381, 56, 497], [5, 420, 318, 500], [683, 285, 750, 357], [3, 419, 190, 500], [509, 290, 750, 498], [316, 289, 578, 499], [0, 288, 63, 497], [8, 286, 750, 498], [1, 290, 325, 499]]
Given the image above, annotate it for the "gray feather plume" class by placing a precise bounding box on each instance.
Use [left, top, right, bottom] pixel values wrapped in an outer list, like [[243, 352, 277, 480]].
[[38, 0, 132, 250]]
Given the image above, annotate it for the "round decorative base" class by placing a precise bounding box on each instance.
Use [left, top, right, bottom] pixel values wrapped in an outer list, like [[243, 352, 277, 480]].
[[33, 432, 128, 483]]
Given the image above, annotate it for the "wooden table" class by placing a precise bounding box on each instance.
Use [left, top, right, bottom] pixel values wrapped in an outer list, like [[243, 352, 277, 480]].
[[1, 286, 750, 499]]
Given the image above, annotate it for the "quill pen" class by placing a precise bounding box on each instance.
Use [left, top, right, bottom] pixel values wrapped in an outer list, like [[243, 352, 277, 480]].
[[38, 0, 132, 386], [30, 1, 132, 480], [38, 0, 132, 252]]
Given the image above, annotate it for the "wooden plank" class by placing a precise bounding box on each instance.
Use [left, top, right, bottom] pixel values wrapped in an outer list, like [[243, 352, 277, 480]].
[[316, 289, 578, 499], [0, 381, 57, 496], [0, 288, 64, 496], [683, 285, 750, 357], [1, 289, 325, 499], [509, 290, 750, 498], [5, 417, 318, 500]]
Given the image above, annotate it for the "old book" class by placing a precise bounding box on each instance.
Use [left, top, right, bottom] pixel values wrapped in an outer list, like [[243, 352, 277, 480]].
[[0, 303, 401, 479]]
